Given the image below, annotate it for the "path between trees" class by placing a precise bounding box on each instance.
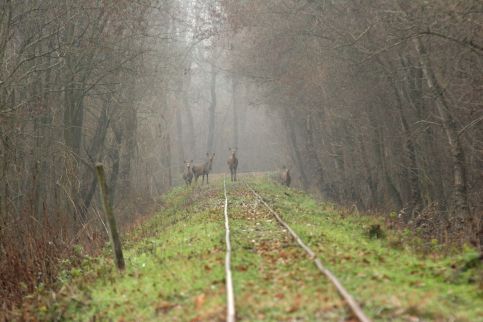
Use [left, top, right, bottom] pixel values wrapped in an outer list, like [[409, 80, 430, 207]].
[[22, 174, 483, 321]]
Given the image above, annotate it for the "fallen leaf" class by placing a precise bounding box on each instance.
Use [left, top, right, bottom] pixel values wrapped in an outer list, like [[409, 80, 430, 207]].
[[195, 293, 206, 310], [236, 265, 248, 272], [155, 301, 176, 315], [287, 294, 302, 313]]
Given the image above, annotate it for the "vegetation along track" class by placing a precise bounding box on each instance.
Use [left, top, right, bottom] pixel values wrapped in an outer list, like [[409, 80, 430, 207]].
[[223, 176, 236, 322], [19, 174, 482, 321], [224, 176, 368, 321], [244, 181, 371, 322]]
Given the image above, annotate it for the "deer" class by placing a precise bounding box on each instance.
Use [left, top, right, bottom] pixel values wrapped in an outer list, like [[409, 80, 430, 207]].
[[281, 166, 291, 187], [182, 160, 193, 187], [192, 153, 215, 184], [227, 147, 238, 182]]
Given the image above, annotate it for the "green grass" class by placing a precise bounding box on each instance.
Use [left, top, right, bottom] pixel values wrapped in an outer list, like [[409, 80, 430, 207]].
[[36, 184, 228, 321], [251, 179, 483, 321], [227, 184, 347, 321], [29, 175, 482, 321]]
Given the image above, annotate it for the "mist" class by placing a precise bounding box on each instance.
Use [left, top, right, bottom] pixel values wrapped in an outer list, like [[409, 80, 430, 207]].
[[1, 0, 482, 310]]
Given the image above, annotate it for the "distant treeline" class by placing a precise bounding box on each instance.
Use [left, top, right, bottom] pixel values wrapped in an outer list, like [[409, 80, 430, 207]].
[[222, 0, 482, 245], [0, 0, 188, 308]]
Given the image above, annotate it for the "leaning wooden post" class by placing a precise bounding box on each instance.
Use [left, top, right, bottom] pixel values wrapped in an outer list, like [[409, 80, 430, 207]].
[[96, 163, 125, 271]]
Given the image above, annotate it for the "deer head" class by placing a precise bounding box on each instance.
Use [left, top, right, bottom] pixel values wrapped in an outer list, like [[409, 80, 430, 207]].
[[184, 160, 193, 169], [206, 153, 215, 171]]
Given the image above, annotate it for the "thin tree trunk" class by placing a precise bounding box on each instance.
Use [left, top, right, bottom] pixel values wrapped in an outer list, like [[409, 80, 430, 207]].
[[378, 57, 423, 214], [182, 59, 195, 154], [80, 104, 110, 216], [118, 103, 136, 198], [165, 132, 172, 187], [206, 63, 217, 153], [106, 121, 123, 206], [183, 86, 195, 154], [414, 39, 470, 226], [400, 56, 445, 205], [392, 82, 422, 214], [372, 121, 403, 210], [304, 112, 324, 190], [232, 78, 239, 148], [359, 134, 377, 209], [175, 104, 185, 170], [283, 108, 309, 189]]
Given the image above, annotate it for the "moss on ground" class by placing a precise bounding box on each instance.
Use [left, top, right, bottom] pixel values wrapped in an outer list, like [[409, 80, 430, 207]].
[[29, 175, 482, 321], [252, 179, 483, 321]]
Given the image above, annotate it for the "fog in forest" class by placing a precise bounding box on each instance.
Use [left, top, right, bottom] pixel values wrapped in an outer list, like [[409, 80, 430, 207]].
[[1, 0, 482, 309]]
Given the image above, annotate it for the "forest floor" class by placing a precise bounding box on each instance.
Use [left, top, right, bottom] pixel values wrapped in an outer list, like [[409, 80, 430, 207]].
[[18, 174, 483, 321]]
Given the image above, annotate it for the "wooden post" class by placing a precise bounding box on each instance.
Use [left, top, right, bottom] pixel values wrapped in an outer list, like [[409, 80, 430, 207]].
[[96, 163, 125, 271]]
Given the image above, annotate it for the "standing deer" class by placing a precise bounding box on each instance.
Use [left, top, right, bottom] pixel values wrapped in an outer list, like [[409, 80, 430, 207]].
[[182, 160, 193, 186], [227, 148, 238, 182], [192, 153, 215, 184], [281, 166, 291, 187]]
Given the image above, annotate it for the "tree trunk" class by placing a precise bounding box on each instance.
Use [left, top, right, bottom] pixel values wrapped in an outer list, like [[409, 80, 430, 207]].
[[183, 85, 195, 155], [182, 60, 196, 154], [304, 112, 324, 191], [377, 57, 423, 214], [392, 81, 422, 214], [372, 120, 403, 210], [400, 56, 445, 205], [358, 134, 377, 209], [283, 108, 309, 189], [165, 132, 172, 188], [175, 104, 185, 170], [206, 63, 217, 153], [414, 38, 470, 227], [80, 103, 110, 216], [175, 75, 185, 170], [232, 78, 240, 148]]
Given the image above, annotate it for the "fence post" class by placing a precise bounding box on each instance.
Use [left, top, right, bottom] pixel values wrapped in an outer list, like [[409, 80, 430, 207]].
[[95, 163, 125, 271]]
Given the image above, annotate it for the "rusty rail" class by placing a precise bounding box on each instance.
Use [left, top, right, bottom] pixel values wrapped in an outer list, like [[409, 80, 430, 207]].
[[223, 175, 236, 322], [245, 183, 371, 322]]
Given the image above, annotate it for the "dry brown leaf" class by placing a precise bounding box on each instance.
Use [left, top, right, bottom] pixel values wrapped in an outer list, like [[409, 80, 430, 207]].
[[195, 293, 206, 310], [287, 294, 302, 313], [236, 265, 248, 272], [155, 301, 177, 315]]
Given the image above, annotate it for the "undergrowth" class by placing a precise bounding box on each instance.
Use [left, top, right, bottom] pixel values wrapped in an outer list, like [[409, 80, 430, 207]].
[[7, 175, 483, 321], [252, 178, 483, 321]]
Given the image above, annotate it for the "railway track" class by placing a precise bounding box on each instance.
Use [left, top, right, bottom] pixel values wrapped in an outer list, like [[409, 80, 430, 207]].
[[222, 176, 371, 322], [223, 176, 236, 322]]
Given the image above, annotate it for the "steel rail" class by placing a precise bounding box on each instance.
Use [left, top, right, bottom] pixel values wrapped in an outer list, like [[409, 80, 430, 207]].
[[245, 183, 371, 322], [223, 175, 236, 322]]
